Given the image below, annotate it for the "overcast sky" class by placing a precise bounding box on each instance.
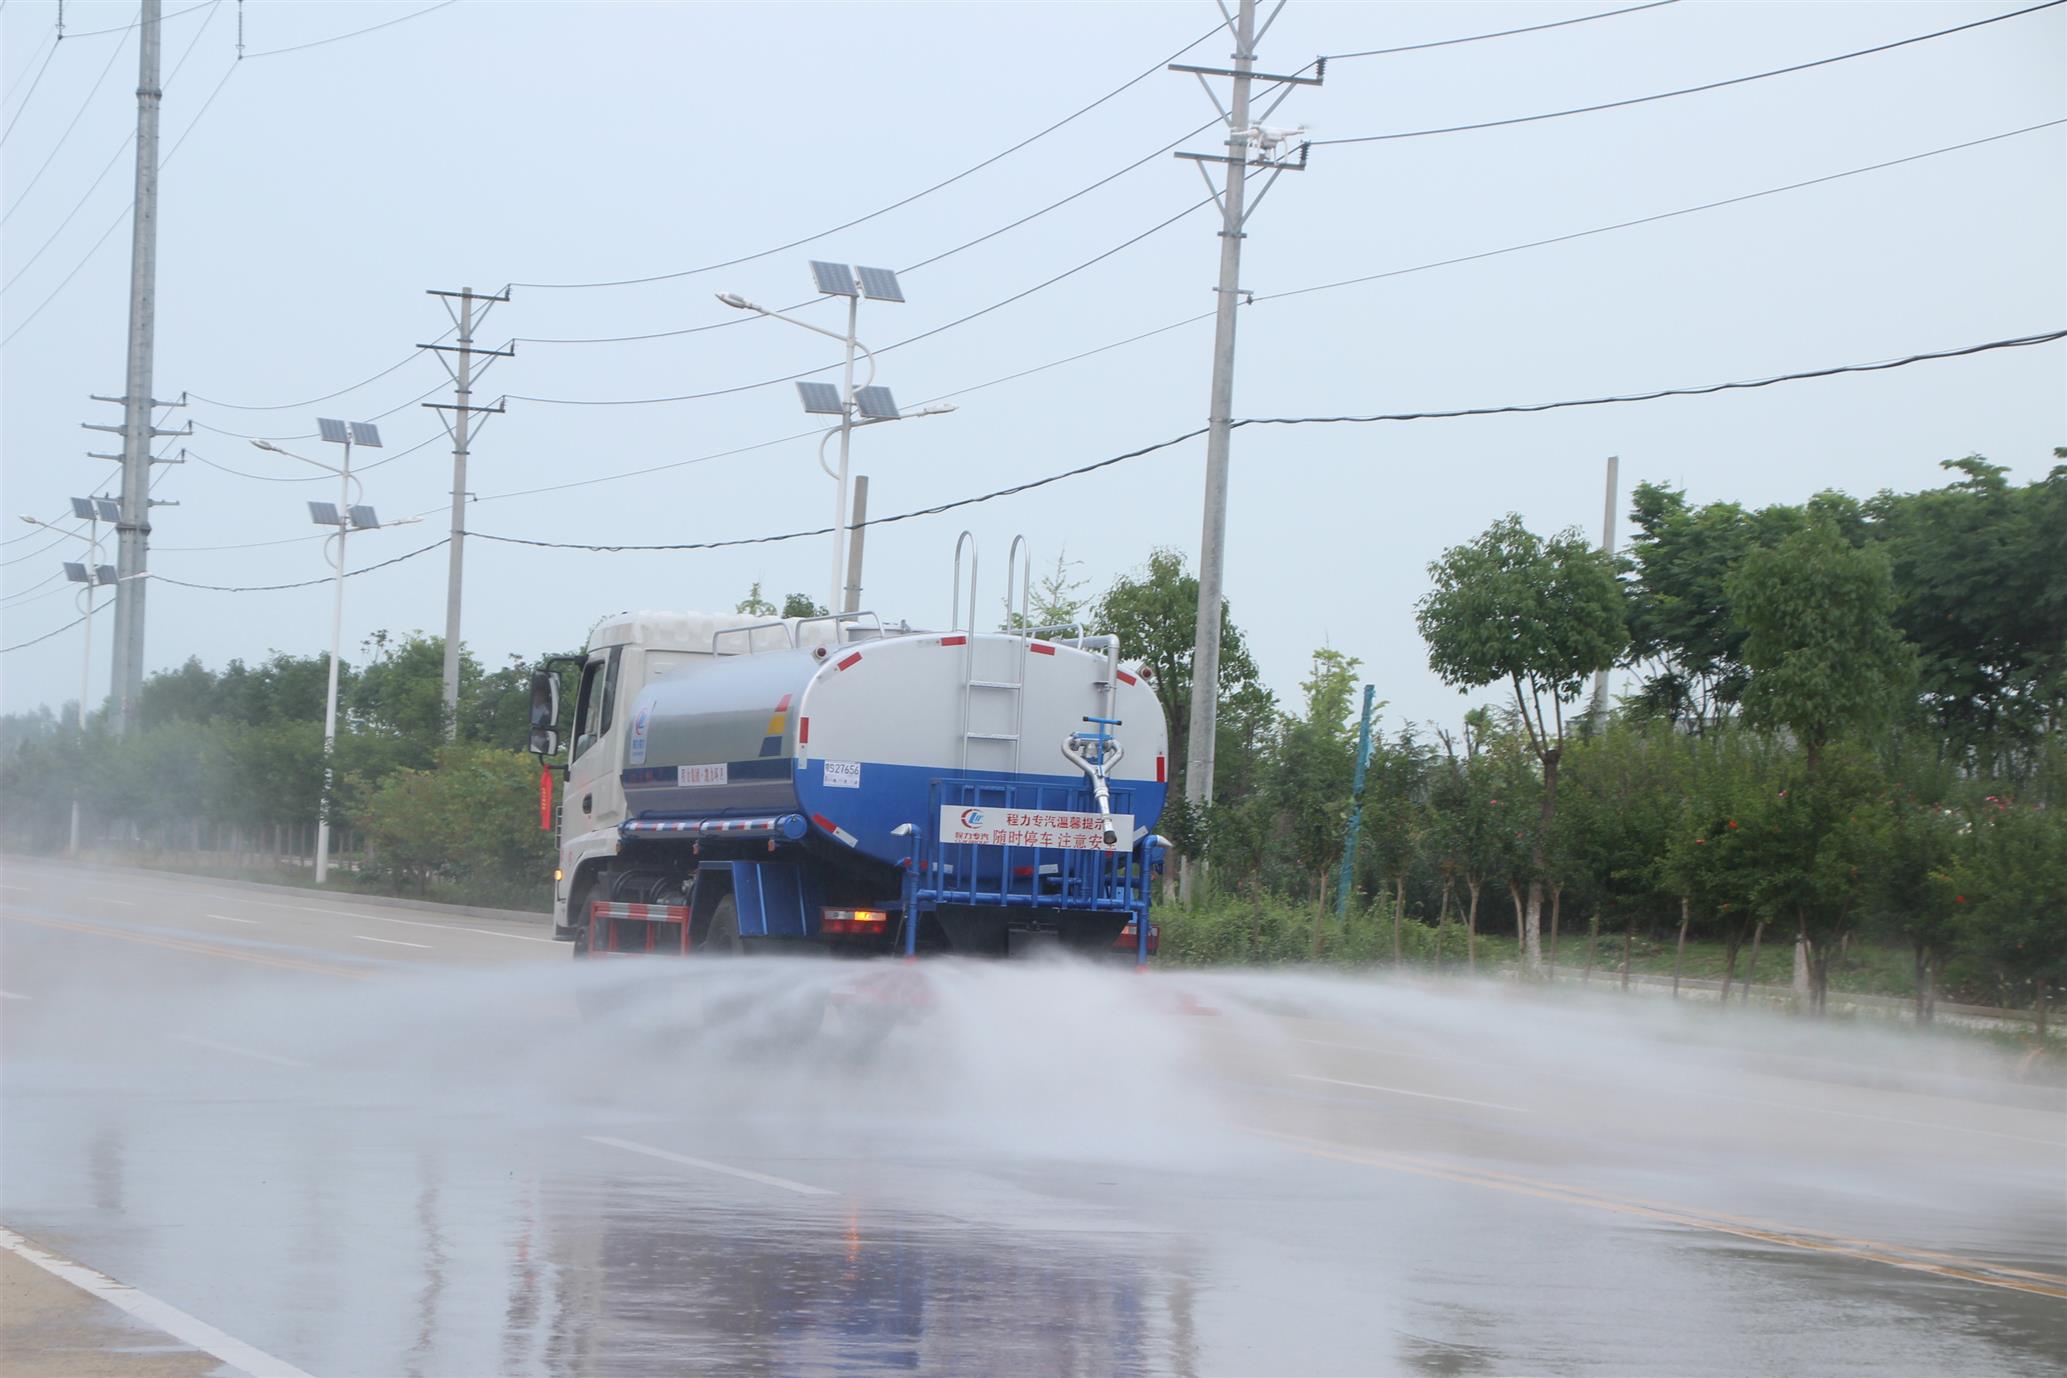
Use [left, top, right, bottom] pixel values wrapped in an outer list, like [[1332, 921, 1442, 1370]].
[[3, 0, 2062, 740]]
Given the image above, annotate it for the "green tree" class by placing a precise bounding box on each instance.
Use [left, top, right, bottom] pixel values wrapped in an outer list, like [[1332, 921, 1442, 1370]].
[[736, 582, 778, 616], [1952, 799, 2067, 1038], [1272, 647, 1362, 950], [1417, 515, 1627, 969], [1730, 519, 1914, 770]]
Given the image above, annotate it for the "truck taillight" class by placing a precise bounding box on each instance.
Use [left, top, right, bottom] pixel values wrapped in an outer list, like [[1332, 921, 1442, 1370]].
[[822, 908, 889, 936]]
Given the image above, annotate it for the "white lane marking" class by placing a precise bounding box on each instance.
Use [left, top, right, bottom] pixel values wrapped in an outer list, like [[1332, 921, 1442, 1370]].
[[0, 990, 28, 1000], [1292, 1073, 1529, 1114], [269, 902, 552, 943], [175, 1035, 311, 1070], [0, 1224, 315, 1378], [1292, 1038, 2063, 1147], [353, 934, 431, 949], [90, 897, 138, 907], [0, 883, 30, 892], [584, 1135, 835, 1197], [206, 913, 262, 926]]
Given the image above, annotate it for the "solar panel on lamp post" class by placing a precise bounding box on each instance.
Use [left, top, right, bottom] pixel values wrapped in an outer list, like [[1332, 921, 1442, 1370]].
[[253, 421, 416, 886], [716, 263, 948, 612]]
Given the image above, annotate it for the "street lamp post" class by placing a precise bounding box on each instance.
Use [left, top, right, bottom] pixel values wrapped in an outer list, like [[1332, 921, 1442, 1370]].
[[718, 263, 948, 612], [255, 421, 416, 884], [21, 499, 124, 854]]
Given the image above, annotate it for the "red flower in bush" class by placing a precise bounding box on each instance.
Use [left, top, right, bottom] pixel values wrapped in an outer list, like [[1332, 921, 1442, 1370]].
[[1726, 820, 1739, 829]]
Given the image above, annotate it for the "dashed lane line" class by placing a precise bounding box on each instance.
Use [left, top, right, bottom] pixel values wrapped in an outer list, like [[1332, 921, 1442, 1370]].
[[0, 990, 27, 1000], [206, 913, 262, 926], [1247, 1127, 2067, 1300], [174, 1035, 312, 1070], [1291, 1073, 1528, 1114], [263, 901, 554, 944], [353, 934, 431, 949], [1293, 1036, 2065, 1147], [0, 1225, 315, 1378], [584, 1135, 836, 1197], [3, 912, 370, 981]]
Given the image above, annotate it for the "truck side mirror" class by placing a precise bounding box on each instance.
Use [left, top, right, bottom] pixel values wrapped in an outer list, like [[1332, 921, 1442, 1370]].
[[529, 670, 560, 757]]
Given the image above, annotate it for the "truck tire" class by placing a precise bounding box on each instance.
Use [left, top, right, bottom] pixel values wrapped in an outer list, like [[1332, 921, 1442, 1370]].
[[703, 893, 744, 955]]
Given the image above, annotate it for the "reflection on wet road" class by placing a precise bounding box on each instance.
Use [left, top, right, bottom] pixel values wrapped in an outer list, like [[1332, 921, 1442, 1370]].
[[3, 858, 2063, 1376]]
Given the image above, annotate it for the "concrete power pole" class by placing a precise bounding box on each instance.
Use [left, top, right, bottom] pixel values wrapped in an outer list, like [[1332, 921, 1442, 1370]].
[[1173, 0, 1320, 899], [107, 0, 165, 734], [1588, 453, 1620, 725], [422, 287, 511, 739]]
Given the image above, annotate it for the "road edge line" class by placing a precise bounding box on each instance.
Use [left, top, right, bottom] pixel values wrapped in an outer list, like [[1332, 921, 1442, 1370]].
[[0, 1225, 315, 1378]]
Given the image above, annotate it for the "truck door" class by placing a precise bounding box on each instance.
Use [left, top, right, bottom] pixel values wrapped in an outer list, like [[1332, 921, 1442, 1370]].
[[566, 646, 625, 837]]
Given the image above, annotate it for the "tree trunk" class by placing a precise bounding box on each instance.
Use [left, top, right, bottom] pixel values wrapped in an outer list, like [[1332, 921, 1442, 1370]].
[[1312, 869, 1326, 958], [1392, 876, 1405, 965], [1672, 896, 1691, 998], [1745, 919, 1767, 1003], [1465, 879, 1481, 973], [1246, 879, 1262, 963], [1436, 877, 1454, 970], [1549, 884, 1563, 976], [2036, 982, 2049, 1042], [1720, 922, 1742, 1005], [1583, 912, 1599, 985], [1927, 952, 1941, 1025], [1913, 943, 1930, 1026], [1522, 747, 1558, 976], [1620, 918, 1634, 991], [1508, 880, 1525, 948]]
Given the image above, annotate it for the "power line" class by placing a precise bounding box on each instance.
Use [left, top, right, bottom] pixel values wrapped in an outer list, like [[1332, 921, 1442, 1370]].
[[3, 26, 56, 105], [1327, 0, 1681, 60], [1313, 1, 2065, 147], [48, 0, 210, 39], [0, 10, 70, 145], [515, 118, 1220, 347], [1263, 119, 2067, 304], [506, 189, 1220, 406], [511, 22, 1222, 291], [186, 342, 437, 410], [0, 51, 239, 347], [188, 378, 453, 442], [462, 328, 2063, 553], [150, 537, 452, 592], [238, 0, 458, 59], [0, 1, 218, 292], [1, 14, 138, 225], [442, 118, 2063, 506], [0, 598, 109, 655]]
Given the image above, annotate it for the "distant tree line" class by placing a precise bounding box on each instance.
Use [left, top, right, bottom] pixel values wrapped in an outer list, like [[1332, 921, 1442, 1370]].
[[2, 455, 2061, 1025]]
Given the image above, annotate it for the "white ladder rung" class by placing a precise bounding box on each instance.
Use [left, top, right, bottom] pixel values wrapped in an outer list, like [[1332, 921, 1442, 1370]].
[[969, 679, 1022, 689], [965, 731, 1019, 741]]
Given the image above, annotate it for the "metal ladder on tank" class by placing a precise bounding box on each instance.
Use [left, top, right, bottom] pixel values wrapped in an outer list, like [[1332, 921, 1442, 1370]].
[[952, 532, 1031, 776]]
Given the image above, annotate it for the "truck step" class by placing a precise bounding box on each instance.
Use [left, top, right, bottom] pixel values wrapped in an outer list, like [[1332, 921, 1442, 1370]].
[[964, 731, 1019, 741]]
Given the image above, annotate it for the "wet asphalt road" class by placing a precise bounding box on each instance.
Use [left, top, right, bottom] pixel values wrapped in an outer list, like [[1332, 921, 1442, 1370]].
[[2, 857, 2063, 1377]]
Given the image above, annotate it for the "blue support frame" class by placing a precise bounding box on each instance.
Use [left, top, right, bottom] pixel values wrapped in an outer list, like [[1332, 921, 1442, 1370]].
[[905, 775, 1155, 963]]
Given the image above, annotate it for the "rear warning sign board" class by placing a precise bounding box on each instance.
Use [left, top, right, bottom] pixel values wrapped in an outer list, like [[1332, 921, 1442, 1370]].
[[940, 805, 1132, 852], [677, 763, 728, 787]]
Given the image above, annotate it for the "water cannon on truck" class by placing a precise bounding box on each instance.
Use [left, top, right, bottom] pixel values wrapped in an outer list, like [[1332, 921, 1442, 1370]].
[[528, 538, 1170, 966]]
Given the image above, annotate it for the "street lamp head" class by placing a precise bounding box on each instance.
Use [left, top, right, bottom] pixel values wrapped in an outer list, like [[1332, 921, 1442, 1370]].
[[715, 292, 754, 311], [915, 403, 958, 417], [252, 439, 282, 453]]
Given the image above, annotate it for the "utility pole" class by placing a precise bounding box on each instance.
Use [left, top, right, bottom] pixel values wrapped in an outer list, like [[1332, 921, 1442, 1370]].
[[422, 287, 511, 739], [843, 475, 870, 613], [106, 1, 165, 734], [1589, 454, 1620, 725], [1172, 0, 1321, 899]]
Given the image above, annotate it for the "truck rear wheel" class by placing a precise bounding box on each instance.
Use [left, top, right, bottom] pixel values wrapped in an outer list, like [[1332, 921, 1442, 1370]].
[[703, 893, 744, 955]]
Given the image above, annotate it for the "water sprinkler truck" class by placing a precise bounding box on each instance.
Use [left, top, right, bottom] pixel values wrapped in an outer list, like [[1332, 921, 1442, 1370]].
[[528, 555, 1170, 966]]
